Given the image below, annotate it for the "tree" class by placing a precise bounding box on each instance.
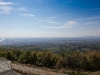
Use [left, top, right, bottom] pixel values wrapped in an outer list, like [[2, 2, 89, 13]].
[[18, 51, 31, 64], [30, 50, 38, 65], [6, 51, 17, 61]]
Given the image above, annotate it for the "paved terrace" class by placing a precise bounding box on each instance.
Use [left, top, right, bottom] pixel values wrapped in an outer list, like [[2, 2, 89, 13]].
[[0, 58, 21, 75]]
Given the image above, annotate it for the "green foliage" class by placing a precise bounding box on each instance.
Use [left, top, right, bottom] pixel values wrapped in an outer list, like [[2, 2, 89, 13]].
[[41, 51, 57, 68], [18, 50, 58, 68], [12, 50, 23, 59], [82, 51, 100, 71], [0, 48, 7, 58], [56, 53, 66, 68], [35, 51, 57, 68], [6, 51, 17, 61], [18, 51, 31, 64], [30, 50, 38, 65], [1, 47, 100, 71]]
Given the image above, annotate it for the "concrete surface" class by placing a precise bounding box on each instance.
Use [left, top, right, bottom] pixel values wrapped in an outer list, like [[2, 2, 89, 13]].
[[0, 58, 21, 75], [0, 70, 13, 75]]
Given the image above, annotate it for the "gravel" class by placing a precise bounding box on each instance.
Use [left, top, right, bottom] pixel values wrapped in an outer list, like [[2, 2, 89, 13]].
[[12, 63, 68, 75]]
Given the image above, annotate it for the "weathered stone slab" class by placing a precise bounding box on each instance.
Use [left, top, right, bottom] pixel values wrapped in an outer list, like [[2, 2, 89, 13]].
[[0, 58, 21, 75]]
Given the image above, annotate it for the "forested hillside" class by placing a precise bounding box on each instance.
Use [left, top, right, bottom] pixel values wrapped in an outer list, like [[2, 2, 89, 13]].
[[1, 48, 100, 72]]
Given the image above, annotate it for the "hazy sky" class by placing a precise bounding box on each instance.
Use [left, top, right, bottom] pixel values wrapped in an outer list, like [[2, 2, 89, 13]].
[[0, 0, 100, 38]]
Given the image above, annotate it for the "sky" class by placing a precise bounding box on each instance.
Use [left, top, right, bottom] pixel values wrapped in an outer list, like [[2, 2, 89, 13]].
[[0, 0, 100, 38]]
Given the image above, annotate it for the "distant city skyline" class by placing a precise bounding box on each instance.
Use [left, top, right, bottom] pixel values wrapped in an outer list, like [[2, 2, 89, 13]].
[[0, 0, 100, 38]]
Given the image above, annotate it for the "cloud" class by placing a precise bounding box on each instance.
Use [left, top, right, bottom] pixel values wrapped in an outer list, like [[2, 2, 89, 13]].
[[42, 21, 77, 29], [18, 7, 27, 11], [0, 6, 12, 14], [45, 20, 57, 24], [42, 25, 72, 29], [19, 14, 35, 17], [0, 1, 13, 14], [85, 21, 98, 25], [46, 13, 71, 19], [84, 8, 100, 11], [87, 16, 100, 20], [65, 21, 77, 25], [46, 17, 55, 19], [0, 1, 13, 5], [45, 13, 71, 20], [0, 1, 28, 14]]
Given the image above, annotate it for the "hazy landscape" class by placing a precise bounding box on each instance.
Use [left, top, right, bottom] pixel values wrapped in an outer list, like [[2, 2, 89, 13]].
[[0, 0, 100, 75], [0, 37, 100, 75], [0, 37, 100, 53]]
